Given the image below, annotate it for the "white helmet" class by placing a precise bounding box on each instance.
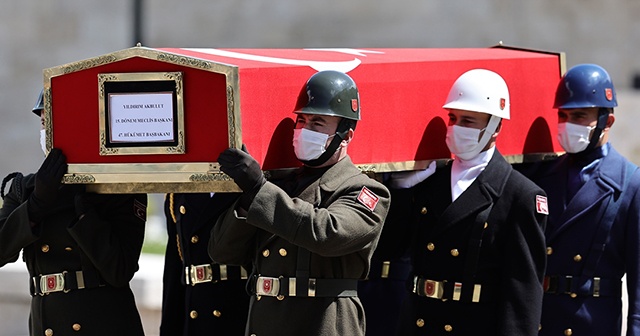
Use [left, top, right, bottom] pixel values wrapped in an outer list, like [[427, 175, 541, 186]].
[[443, 69, 510, 120]]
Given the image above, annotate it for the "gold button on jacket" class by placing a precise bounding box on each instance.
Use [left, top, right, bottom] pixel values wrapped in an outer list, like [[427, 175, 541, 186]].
[[72, 323, 81, 331], [190, 310, 198, 319]]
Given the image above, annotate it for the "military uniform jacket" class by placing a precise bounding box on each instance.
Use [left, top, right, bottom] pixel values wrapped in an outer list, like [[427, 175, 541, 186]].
[[399, 150, 547, 336], [209, 156, 390, 336], [358, 187, 414, 336], [161, 192, 250, 336], [523, 146, 640, 336], [0, 173, 147, 336]]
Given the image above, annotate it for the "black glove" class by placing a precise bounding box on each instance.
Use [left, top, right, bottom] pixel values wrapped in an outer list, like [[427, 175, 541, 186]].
[[217, 144, 266, 194], [27, 148, 68, 223]]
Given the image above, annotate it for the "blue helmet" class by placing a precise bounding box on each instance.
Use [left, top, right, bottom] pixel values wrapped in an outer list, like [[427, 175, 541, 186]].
[[553, 64, 617, 109], [32, 89, 44, 116]]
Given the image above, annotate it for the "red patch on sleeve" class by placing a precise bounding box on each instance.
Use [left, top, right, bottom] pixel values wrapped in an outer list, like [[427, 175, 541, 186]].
[[357, 186, 379, 211], [536, 195, 548, 215]]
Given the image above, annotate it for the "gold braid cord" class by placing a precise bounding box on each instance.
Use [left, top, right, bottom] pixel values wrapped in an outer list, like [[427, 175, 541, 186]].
[[176, 234, 183, 262], [168, 193, 177, 223], [168, 193, 184, 262]]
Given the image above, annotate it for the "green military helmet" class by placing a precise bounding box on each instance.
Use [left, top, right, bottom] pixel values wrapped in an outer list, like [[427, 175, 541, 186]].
[[32, 89, 44, 116], [294, 70, 360, 121]]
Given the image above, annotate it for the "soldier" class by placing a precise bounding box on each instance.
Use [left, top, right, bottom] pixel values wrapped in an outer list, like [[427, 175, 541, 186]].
[[209, 70, 390, 336], [0, 90, 148, 336], [160, 192, 250, 336], [394, 69, 548, 335], [517, 64, 640, 336], [358, 163, 437, 336], [356, 187, 412, 335]]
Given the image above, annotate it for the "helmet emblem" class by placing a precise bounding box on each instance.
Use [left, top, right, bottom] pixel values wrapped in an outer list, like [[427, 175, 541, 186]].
[[351, 99, 358, 112], [605, 88, 613, 101], [500, 98, 506, 110]]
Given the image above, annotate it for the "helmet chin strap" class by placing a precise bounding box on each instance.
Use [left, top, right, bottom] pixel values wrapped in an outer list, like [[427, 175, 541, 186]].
[[460, 115, 501, 160], [300, 118, 351, 167], [583, 108, 609, 153]]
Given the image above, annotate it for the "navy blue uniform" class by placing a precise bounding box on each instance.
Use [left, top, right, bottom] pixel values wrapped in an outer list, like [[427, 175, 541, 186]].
[[160, 193, 250, 336], [518, 144, 640, 335], [398, 150, 547, 335]]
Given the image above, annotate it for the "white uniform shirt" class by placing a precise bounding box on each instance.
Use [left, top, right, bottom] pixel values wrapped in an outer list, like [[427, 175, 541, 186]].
[[450, 146, 495, 202]]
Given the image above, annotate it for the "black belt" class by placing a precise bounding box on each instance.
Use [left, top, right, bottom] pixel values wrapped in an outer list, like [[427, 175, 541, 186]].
[[250, 275, 358, 298], [412, 276, 496, 303], [367, 258, 412, 280], [31, 271, 105, 296], [543, 275, 621, 297], [185, 264, 248, 286]]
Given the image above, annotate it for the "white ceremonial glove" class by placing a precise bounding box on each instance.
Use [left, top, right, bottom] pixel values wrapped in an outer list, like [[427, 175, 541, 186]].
[[388, 161, 437, 189]]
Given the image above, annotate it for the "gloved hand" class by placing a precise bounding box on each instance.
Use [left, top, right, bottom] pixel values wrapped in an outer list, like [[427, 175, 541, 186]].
[[27, 148, 68, 223], [217, 144, 266, 194], [388, 160, 436, 189]]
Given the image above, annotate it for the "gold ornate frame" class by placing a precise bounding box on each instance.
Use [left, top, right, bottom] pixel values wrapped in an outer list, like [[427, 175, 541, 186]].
[[42, 46, 243, 193]]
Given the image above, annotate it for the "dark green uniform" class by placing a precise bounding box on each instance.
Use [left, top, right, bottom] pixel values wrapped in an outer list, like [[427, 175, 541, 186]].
[[209, 156, 390, 336], [0, 173, 147, 336]]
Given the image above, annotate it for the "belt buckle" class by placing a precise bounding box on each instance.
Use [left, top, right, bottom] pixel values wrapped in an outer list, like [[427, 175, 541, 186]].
[[256, 276, 280, 297], [39, 272, 66, 295], [423, 279, 444, 299], [189, 264, 213, 285]]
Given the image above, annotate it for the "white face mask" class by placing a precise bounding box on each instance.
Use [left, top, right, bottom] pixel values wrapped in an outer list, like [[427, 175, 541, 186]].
[[557, 122, 595, 153], [292, 128, 332, 161], [40, 129, 48, 155], [445, 125, 484, 161]]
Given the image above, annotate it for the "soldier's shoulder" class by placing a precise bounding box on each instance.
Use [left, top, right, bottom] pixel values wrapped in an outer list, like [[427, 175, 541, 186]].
[[513, 156, 564, 181]]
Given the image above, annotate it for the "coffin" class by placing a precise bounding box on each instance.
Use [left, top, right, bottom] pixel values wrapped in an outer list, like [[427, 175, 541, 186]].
[[42, 45, 565, 193]]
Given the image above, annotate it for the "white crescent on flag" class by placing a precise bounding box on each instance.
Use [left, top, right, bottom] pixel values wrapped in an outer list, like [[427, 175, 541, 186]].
[[182, 48, 383, 73]]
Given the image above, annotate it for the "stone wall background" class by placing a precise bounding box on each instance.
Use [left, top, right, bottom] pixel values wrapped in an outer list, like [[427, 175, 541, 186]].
[[1, 0, 640, 174]]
